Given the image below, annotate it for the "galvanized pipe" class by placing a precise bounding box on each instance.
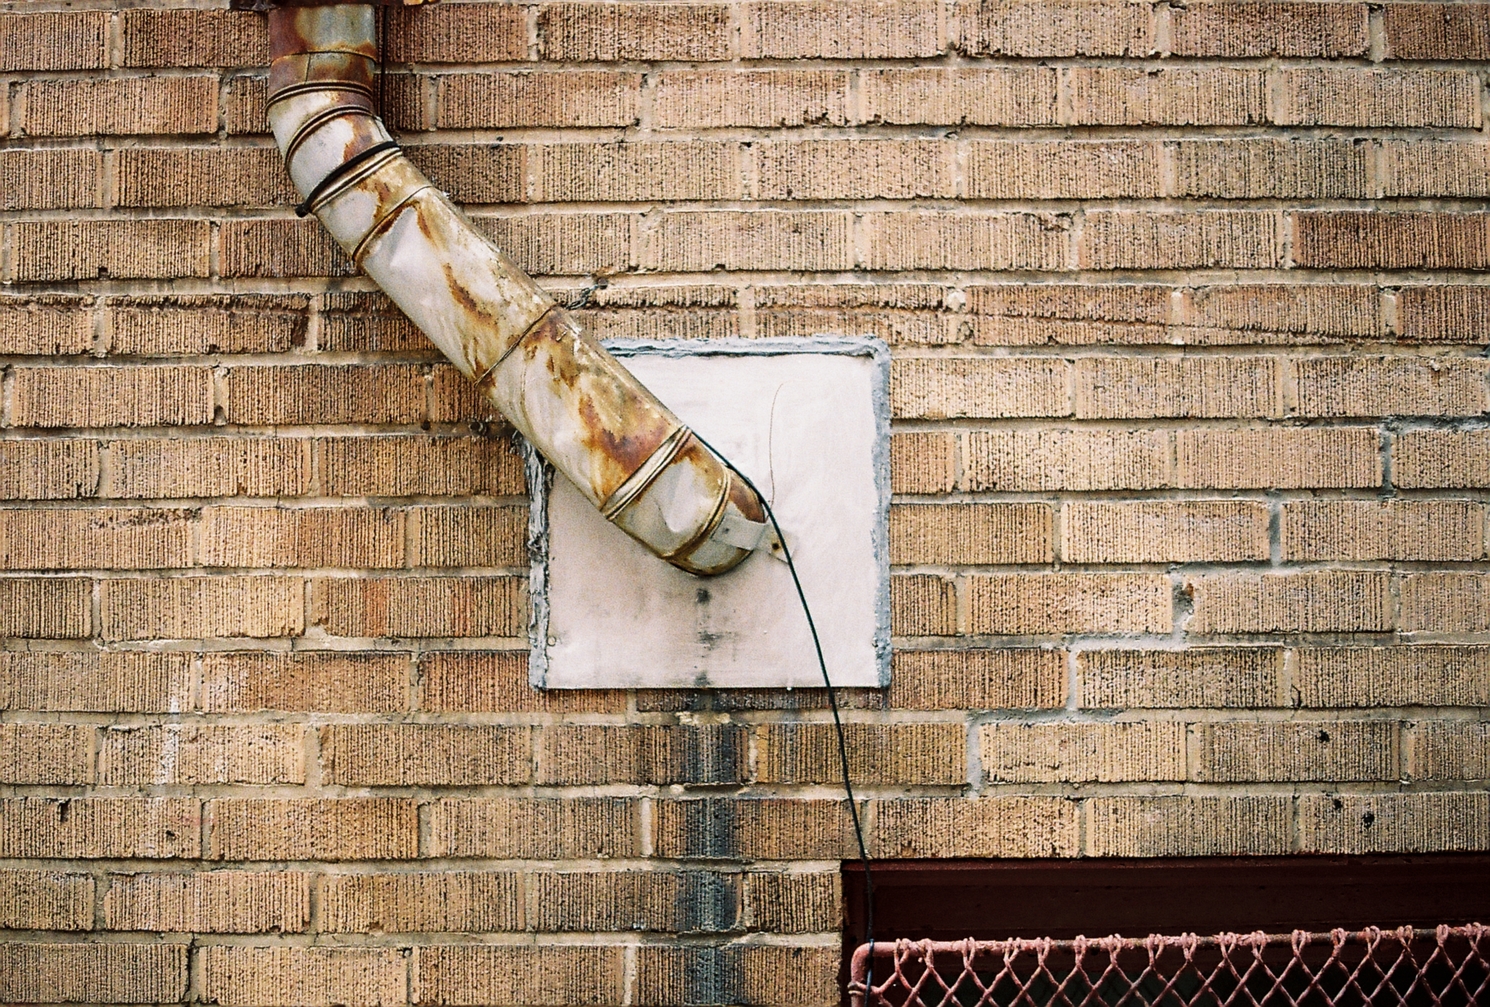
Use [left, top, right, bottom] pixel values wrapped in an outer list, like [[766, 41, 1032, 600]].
[[263, 2, 776, 575]]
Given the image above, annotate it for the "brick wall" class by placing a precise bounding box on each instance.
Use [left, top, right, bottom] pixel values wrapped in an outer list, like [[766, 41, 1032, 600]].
[[1, 0, 1488, 1002]]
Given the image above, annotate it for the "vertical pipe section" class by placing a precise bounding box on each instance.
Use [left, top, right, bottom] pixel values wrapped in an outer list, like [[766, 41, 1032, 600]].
[[267, 3, 775, 575]]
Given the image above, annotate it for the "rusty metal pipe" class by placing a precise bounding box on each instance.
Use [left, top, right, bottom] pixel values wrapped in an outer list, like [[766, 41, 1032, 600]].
[[259, 1, 776, 575]]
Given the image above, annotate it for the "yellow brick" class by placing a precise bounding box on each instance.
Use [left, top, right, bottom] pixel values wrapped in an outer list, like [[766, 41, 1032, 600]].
[[653, 798, 858, 859], [1384, 3, 1490, 59], [0, 11, 108, 70], [413, 505, 526, 568], [478, 211, 636, 276], [321, 724, 530, 786], [1296, 356, 1489, 417], [0, 651, 192, 713], [1081, 211, 1283, 269], [530, 140, 740, 201], [1078, 647, 1284, 709], [419, 650, 625, 714], [1074, 356, 1279, 419], [318, 291, 428, 353], [863, 211, 1071, 271], [745, 0, 940, 58], [0, 798, 200, 859], [105, 436, 312, 500], [966, 573, 1172, 634], [13, 220, 211, 283], [537, 725, 744, 785], [1183, 283, 1383, 344], [890, 503, 1053, 564], [1088, 796, 1291, 856], [1062, 501, 1270, 563], [891, 573, 957, 635], [742, 871, 839, 933], [891, 357, 1070, 419], [320, 434, 525, 498], [0, 869, 93, 931], [872, 797, 1078, 858], [653, 70, 850, 128], [219, 218, 354, 279], [1295, 646, 1490, 708], [1394, 429, 1490, 489], [754, 284, 962, 346], [636, 946, 838, 1006], [1397, 285, 1490, 343], [225, 74, 268, 134], [100, 725, 304, 786], [1411, 722, 1490, 781], [322, 872, 521, 933], [955, 1, 1155, 56], [429, 798, 638, 859], [756, 723, 966, 785], [100, 576, 304, 641], [202, 651, 408, 714], [116, 147, 292, 208], [1401, 573, 1490, 633], [529, 871, 728, 933], [0, 944, 186, 1004], [200, 507, 406, 570], [0, 508, 193, 570], [1278, 68, 1480, 127], [889, 648, 1067, 710], [0, 725, 92, 785], [21, 76, 217, 136], [225, 363, 425, 426], [981, 722, 1183, 783], [312, 576, 524, 639], [1174, 427, 1381, 489], [120, 8, 265, 67], [1170, 139, 1370, 200], [438, 71, 641, 129], [102, 871, 310, 934], [967, 141, 1160, 199], [0, 577, 91, 639], [1070, 68, 1267, 125], [200, 946, 406, 1007], [1382, 140, 1490, 199], [540, 3, 732, 61], [0, 295, 92, 355], [1299, 793, 1490, 854], [386, 2, 528, 62], [1193, 721, 1396, 782], [1293, 211, 1490, 271], [109, 294, 309, 356], [11, 365, 212, 429], [860, 67, 1058, 125], [891, 432, 956, 494], [413, 946, 625, 1006], [964, 429, 1171, 491], [1282, 500, 1483, 562], [757, 139, 954, 199], [645, 210, 850, 272], [208, 799, 417, 861], [1170, 2, 1368, 56], [968, 283, 1171, 347], [0, 149, 103, 211], [1187, 571, 1391, 634]]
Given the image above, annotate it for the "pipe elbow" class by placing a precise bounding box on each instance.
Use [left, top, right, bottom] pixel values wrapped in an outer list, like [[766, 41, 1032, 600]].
[[265, 3, 772, 576]]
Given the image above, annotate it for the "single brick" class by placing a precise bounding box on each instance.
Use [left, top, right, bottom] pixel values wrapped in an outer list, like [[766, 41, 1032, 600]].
[[102, 870, 310, 934], [200, 946, 406, 1007], [405, 142, 526, 205], [419, 650, 625, 714], [1401, 573, 1490, 633], [954, 1, 1155, 55], [0, 651, 192, 714], [891, 432, 955, 494], [438, 71, 641, 129], [537, 725, 744, 785], [1081, 211, 1282, 270], [22, 76, 217, 137], [873, 797, 1079, 858], [121, 8, 266, 67], [1186, 571, 1391, 634], [318, 291, 428, 353], [644, 210, 850, 272], [1278, 69, 1481, 128], [1297, 356, 1489, 418], [1069, 68, 1267, 125], [1282, 500, 1484, 562], [11, 365, 211, 429], [1193, 721, 1396, 782], [576, 284, 741, 342], [530, 870, 736, 933], [478, 211, 636, 276], [321, 724, 530, 786], [745, 0, 939, 57], [0, 944, 186, 1004], [964, 429, 1171, 491], [115, 147, 293, 208], [1170, 2, 1368, 56], [413, 946, 625, 1006], [1078, 647, 1284, 709], [319, 434, 525, 497], [100, 576, 304, 641], [11, 220, 210, 282], [387, 1, 528, 62], [1184, 283, 1383, 344], [754, 283, 962, 345], [966, 573, 1173, 635], [981, 722, 1184, 783], [652, 798, 859, 859], [1, 439, 100, 498], [891, 357, 1070, 419], [1295, 646, 1490, 708], [0, 798, 200, 859], [636, 687, 882, 714], [1087, 796, 1291, 856], [756, 139, 954, 199], [322, 871, 521, 933], [413, 505, 526, 568], [1299, 793, 1489, 854], [1174, 427, 1381, 489], [0, 869, 93, 931], [863, 211, 1071, 271], [0, 725, 93, 785], [742, 871, 839, 933], [0, 295, 92, 355], [0, 149, 103, 211], [890, 502, 1053, 565], [1170, 139, 1370, 200], [107, 437, 313, 499], [0, 578, 90, 639], [1394, 430, 1490, 489], [1074, 356, 1279, 419], [0, 12, 108, 70], [892, 574, 957, 636], [200, 506, 405, 569], [1063, 501, 1269, 565], [99, 725, 304, 786], [1384, 3, 1490, 59], [860, 67, 1058, 125], [967, 140, 1160, 199], [429, 798, 638, 859], [889, 648, 1066, 710], [1398, 286, 1490, 343], [0, 507, 193, 570], [108, 294, 308, 355], [969, 283, 1170, 347], [225, 74, 269, 134], [540, 3, 732, 61], [635, 946, 838, 1006], [1293, 212, 1490, 270], [220, 218, 354, 278], [209, 799, 417, 861], [312, 576, 524, 638], [202, 651, 408, 714], [756, 723, 966, 785], [653, 70, 850, 128], [530, 141, 740, 202], [1382, 141, 1490, 199], [1411, 722, 1490, 781]]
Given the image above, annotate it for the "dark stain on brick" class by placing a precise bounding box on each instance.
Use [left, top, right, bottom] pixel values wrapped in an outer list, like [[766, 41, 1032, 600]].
[[676, 871, 738, 933], [676, 799, 738, 859], [682, 945, 744, 1005]]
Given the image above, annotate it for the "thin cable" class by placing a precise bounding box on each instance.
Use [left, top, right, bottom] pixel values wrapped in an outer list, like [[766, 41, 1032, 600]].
[[691, 432, 876, 997]]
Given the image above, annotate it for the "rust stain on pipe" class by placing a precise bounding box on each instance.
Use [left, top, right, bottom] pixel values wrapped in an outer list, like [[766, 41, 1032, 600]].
[[254, 1, 776, 576]]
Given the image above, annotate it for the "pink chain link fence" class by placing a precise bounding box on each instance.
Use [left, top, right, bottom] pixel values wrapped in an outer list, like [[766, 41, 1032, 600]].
[[849, 925, 1488, 1007]]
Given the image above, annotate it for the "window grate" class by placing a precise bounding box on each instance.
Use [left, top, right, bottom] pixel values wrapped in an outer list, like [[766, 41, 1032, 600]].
[[850, 926, 1488, 1007]]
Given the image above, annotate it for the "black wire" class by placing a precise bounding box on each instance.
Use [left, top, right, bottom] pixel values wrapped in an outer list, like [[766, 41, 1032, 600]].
[[691, 432, 877, 999]]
